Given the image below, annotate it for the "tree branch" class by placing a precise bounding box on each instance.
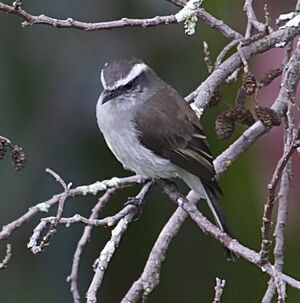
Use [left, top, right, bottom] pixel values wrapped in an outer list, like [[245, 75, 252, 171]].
[[261, 47, 296, 301], [212, 278, 226, 303], [259, 127, 300, 265], [186, 27, 300, 107], [158, 181, 300, 292], [215, 39, 239, 67], [0, 2, 176, 31], [0, 244, 12, 269], [244, 0, 267, 37], [213, 39, 300, 176], [0, 175, 141, 242], [266, 161, 291, 303], [121, 190, 198, 303], [167, 0, 243, 39], [86, 181, 154, 303], [67, 188, 118, 303], [27, 169, 72, 253]]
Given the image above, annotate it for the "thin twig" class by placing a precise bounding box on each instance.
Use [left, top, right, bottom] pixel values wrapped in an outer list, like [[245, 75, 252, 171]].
[[261, 39, 295, 303], [197, 7, 243, 40], [31, 169, 72, 252], [0, 244, 12, 269], [86, 181, 154, 303], [157, 181, 300, 291], [259, 128, 300, 265], [244, 0, 266, 37], [261, 146, 293, 303], [237, 43, 249, 72], [0, 2, 176, 31], [27, 193, 147, 254], [45, 168, 71, 223], [121, 191, 199, 303], [0, 175, 140, 243], [263, 44, 296, 302], [224, 68, 242, 85], [213, 40, 300, 176], [215, 40, 239, 67], [167, 0, 243, 40], [212, 278, 226, 303], [43, 204, 140, 227], [244, 0, 254, 39], [261, 146, 292, 303], [28, 170, 125, 253], [0, 0, 244, 40], [67, 188, 118, 303], [186, 26, 300, 105], [273, 162, 291, 302]]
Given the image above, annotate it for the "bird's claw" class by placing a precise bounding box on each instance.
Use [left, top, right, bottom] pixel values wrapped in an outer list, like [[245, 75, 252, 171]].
[[124, 197, 143, 221]]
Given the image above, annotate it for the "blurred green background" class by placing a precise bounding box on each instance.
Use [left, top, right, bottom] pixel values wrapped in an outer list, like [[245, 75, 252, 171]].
[[0, 0, 299, 302]]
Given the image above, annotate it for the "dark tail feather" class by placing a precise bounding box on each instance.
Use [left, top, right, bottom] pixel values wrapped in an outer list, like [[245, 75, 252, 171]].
[[203, 185, 236, 261]]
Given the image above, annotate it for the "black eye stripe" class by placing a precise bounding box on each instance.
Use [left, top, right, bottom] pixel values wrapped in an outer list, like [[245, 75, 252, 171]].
[[123, 78, 135, 89], [113, 70, 145, 92], [102, 70, 146, 104]]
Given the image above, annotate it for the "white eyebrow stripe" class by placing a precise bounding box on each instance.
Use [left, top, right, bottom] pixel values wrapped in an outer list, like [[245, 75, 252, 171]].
[[101, 63, 148, 90], [100, 68, 106, 88]]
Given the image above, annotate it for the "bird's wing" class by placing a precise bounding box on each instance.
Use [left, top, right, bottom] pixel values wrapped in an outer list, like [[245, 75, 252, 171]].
[[134, 84, 221, 193]]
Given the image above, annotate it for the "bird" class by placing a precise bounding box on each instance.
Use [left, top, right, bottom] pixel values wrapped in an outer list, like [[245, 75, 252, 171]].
[[96, 58, 233, 260]]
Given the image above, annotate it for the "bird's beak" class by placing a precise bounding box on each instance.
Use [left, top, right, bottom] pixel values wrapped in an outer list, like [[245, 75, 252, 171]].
[[100, 90, 113, 104]]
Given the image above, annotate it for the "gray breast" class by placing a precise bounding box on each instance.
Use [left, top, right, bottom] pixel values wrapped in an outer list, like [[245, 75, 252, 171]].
[[96, 96, 179, 179]]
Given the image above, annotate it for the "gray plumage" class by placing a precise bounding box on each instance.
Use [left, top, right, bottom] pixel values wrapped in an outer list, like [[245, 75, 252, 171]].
[[97, 58, 233, 260]]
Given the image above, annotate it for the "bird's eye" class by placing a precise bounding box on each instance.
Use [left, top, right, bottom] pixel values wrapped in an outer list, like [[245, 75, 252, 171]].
[[123, 80, 134, 90]]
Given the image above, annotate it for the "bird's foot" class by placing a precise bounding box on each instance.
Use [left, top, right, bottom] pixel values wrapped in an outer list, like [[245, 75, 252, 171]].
[[124, 197, 143, 207], [124, 197, 144, 221]]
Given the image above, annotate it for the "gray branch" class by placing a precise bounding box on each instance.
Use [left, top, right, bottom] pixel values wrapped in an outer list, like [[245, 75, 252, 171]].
[[261, 46, 296, 301], [67, 188, 118, 303], [0, 2, 177, 31], [0, 244, 12, 269], [186, 26, 300, 108], [214, 38, 300, 177], [121, 191, 199, 303], [212, 278, 226, 303], [86, 181, 154, 303], [244, 0, 267, 37], [158, 181, 300, 291], [167, 0, 243, 39], [0, 175, 140, 242]]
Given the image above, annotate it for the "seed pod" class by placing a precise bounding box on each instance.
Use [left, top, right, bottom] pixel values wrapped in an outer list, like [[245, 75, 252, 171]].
[[0, 138, 9, 160], [255, 105, 281, 127], [243, 72, 257, 95], [11, 145, 26, 171], [231, 107, 255, 126], [215, 111, 235, 139]]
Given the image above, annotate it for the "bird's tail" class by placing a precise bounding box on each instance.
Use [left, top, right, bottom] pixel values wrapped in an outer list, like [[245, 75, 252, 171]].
[[179, 170, 235, 261], [203, 185, 236, 261]]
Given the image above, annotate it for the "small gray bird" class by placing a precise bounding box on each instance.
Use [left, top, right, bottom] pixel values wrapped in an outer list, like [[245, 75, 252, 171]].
[[97, 58, 232, 259]]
